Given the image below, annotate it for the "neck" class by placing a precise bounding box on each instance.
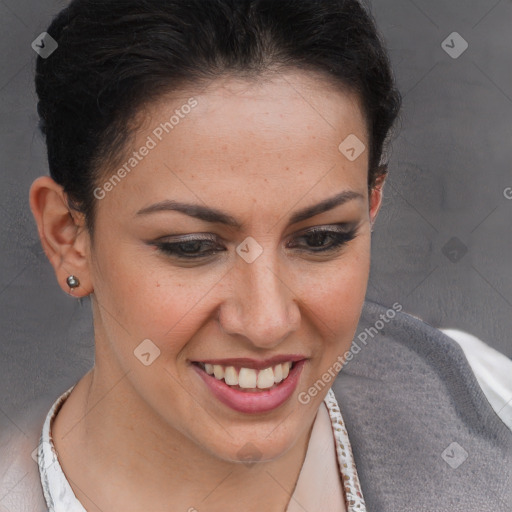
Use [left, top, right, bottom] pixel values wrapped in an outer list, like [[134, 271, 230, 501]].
[[51, 368, 315, 512]]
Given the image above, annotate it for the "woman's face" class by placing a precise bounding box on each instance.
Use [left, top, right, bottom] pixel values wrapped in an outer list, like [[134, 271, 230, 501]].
[[83, 71, 382, 463]]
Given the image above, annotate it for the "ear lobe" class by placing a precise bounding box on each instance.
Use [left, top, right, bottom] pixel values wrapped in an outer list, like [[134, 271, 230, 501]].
[[29, 176, 93, 297]]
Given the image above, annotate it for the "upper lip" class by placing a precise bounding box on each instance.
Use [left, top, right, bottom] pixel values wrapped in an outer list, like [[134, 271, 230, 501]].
[[192, 355, 306, 370]]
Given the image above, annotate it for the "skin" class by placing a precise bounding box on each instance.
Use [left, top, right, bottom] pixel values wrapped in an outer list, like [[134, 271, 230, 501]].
[[29, 70, 385, 512]]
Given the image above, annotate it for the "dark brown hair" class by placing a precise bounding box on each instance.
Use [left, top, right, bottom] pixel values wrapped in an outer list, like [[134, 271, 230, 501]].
[[35, 0, 401, 238]]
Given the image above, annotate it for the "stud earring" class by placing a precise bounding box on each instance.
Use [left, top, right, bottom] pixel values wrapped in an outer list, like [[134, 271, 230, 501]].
[[66, 275, 80, 288]]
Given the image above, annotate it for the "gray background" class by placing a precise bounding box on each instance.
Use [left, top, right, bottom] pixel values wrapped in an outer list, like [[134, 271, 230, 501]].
[[0, 0, 511, 425]]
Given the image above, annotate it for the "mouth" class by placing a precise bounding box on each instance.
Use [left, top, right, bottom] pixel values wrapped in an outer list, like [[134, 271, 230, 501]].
[[191, 357, 307, 414], [192, 360, 298, 392]]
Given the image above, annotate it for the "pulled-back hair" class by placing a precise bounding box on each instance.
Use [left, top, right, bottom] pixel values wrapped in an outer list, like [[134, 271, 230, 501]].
[[35, 0, 401, 238]]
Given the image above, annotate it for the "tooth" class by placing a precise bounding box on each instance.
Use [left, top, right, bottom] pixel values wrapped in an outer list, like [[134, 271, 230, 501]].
[[213, 365, 225, 380], [238, 368, 257, 388], [224, 366, 238, 386], [205, 363, 214, 375], [282, 362, 290, 379], [257, 367, 275, 389], [273, 364, 283, 383]]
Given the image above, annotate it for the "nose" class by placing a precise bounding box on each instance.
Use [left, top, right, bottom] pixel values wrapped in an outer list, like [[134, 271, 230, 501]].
[[218, 250, 301, 349]]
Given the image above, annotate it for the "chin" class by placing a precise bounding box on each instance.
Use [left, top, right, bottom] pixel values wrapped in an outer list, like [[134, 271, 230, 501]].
[[199, 414, 312, 466]]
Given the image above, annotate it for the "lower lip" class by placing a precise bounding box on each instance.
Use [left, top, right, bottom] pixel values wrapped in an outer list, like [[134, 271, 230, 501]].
[[193, 361, 306, 414]]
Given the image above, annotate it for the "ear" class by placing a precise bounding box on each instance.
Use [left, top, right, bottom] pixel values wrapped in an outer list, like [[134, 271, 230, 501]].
[[368, 169, 387, 228], [29, 176, 93, 297]]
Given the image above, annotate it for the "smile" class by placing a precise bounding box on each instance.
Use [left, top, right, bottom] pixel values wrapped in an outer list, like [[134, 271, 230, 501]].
[[192, 358, 307, 414], [196, 361, 293, 390]]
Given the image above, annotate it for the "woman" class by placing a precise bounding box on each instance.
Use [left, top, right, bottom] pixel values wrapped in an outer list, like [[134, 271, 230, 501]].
[[9, 0, 512, 510]]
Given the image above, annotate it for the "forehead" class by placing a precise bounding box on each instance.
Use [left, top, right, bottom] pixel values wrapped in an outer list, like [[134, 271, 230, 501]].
[[147, 70, 367, 140], [96, 71, 369, 217]]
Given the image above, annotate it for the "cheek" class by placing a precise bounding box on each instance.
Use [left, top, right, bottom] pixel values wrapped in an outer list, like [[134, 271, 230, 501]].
[[107, 274, 206, 346], [98, 266, 230, 377], [298, 243, 371, 348], [90, 242, 199, 360]]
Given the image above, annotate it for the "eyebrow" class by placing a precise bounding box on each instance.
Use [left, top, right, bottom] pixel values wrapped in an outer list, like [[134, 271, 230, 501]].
[[135, 190, 364, 228]]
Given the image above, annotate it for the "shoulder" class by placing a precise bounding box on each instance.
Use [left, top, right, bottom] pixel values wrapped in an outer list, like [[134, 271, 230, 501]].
[[350, 299, 479, 377], [342, 299, 512, 436], [0, 393, 56, 511], [332, 301, 512, 510]]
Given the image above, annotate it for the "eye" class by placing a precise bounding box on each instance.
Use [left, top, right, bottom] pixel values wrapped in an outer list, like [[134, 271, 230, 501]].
[[154, 234, 225, 259], [287, 224, 359, 253], [152, 223, 360, 261]]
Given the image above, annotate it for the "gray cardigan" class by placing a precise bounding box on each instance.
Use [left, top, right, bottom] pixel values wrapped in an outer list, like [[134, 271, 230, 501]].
[[1, 299, 511, 511], [333, 299, 512, 511]]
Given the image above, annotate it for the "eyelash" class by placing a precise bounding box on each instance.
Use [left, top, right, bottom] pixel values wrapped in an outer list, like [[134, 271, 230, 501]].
[[153, 224, 359, 260]]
